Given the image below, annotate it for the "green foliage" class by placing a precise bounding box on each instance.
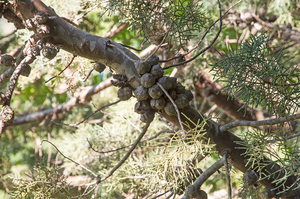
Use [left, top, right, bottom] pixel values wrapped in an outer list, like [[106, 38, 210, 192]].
[[102, 0, 209, 50], [236, 128, 300, 196], [212, 33, 300, 117], [11, 163, 71, 199]]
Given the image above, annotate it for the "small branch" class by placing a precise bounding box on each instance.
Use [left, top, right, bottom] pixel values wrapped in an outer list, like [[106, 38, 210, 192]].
[[45, 55, 76, 83], [224, 153, 232, 199], [152, 190, 171, 199], [157, 83, 185, 133], [100, 109, 142, 133], [121, 38, 147, 52], [74, 2, 102, 25], [220, 113, 300, 132], [165, 191, 174, 199], [11, 77, 112, 126], [0, 120, 4, 137], [99, 122, 151, 183], [74, 100, 120, 126], [0, 35, 39, 84], [163, 0, 223, 69], [182, 156, 225, 199], [104, 23, 128, 38], [81, 67, 94, 82], [4, 38, 46, 106], [143, 19, 174, 63], [41, 140, 98, 177], [0, 30, 17, 40], [87, 129, 174, 154]]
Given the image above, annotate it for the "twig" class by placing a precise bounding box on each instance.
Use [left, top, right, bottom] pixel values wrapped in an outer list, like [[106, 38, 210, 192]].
[[142, 12, 175, 63], [51, 100, 120, 128], [74, 2, 102, 24], [223, 153, 232, 199], [75, 100, 120, 126], [151, 190, 171, 199], [163, 0, 223, 69], [0, 30, 17, 40], [161, 0, 241, 64], [0, 120, 4, 137], [4, 38, 46, 106], [157, 83, 185, 133], [107, 43, 138, 63], [99, 122, 151, 183], [45, 55, 76, 83], [87, 129, 174, 153], [81, 67, 94, 82], [47, 133, 52, 167], [121, 38, 147, 52], [100, 109, 142, 133], [220, 113, 300, 132], [165, 191, 174, 199], [182, 156, 225, 199], [72, 184, 98, 199], [41, 140, 98, 177]]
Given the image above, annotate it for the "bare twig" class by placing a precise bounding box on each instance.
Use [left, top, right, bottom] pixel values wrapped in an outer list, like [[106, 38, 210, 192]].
[[104, 23, 128, 38], [152, 190, 171, 199], [143, 21, 174, 63], [223, 153, 232, 199], [220, 113, 300, 132], [47, 133, 52, 167], [157, 83, 185, 133], [74, 2, 102, 25], [99, 122, 151, 183], [81, 67, 94, 82], [0, 30, 17, 40], [100, 109, 142, 133], [181, 156, 225, 199], [74, 100, 120, 126], [52, 100, 120, 128], [45, 55, 76, 83], [165, 191, 174, 199], [87, 129, 174, 153], [121, 38, 147, 52], [42, 140, 98, 177]]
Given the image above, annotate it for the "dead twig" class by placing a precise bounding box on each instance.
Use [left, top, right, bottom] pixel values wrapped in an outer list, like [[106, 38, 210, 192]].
[[99, 122, 151, 183], [45, 55, 76, 83]]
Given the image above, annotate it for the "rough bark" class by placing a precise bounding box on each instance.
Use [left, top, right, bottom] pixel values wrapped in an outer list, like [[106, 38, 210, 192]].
[[4, 0, 300, 198]]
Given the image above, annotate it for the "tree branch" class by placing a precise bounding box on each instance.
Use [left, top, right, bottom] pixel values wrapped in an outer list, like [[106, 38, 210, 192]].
[[220, 113, 300, 132]]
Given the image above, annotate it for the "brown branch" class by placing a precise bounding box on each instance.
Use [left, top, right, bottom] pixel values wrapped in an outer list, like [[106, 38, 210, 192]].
[[193, 71, 298, 133], [9, 0, 300, 197], [4, 38, 46, 106], [42, 140, 97, 177], [10, 77, 112, 126], [104, 23, 128, 38], [87, 129, 173, 154], [0, 35, 39, 84]]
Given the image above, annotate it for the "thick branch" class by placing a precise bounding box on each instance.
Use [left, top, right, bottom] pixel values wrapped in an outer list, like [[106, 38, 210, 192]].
[[11, 77, 112, 126], [10, 1, 300, 198]]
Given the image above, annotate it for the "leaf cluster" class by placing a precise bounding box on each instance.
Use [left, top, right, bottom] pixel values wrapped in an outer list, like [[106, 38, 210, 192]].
[[11, 163, 72, 199], [236, 128, 300, 195], [212, 33, 300, 117], [102, 0, 209, 50]]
